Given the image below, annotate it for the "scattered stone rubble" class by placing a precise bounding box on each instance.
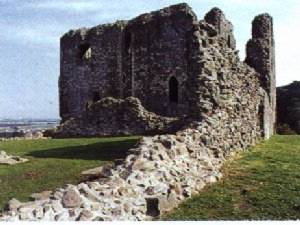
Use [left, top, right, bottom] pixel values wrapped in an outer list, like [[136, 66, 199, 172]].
[[0, 151, 29, 165], [0, 131, 47, 142], [50, 97, 182, 138], [0, 130, 45, 140], [1, 124, 226, 221], [0, 99, 264, 221]]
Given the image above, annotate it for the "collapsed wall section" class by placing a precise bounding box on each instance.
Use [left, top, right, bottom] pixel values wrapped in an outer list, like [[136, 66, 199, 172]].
[[52, 97, 182, 137]]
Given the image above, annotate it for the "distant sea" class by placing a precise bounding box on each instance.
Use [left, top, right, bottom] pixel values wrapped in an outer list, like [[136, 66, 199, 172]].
[[0, 119, 60, 133]]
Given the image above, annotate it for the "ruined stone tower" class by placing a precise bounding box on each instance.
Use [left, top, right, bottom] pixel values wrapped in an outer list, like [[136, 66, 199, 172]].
[[246, 14, 276, 138], [55, 3, 276, 139]]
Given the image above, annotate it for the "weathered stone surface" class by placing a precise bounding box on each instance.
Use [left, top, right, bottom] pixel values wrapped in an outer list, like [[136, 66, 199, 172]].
[[62, 188, 81, 208], [0, 151, 29, 165], [77, 210, 93, 221], [6, 198, 22, 211], [33, 206, 44, 219], [30, 191, 53, 201], [50, 200, 63, 214], [81, 163, 113, 180]]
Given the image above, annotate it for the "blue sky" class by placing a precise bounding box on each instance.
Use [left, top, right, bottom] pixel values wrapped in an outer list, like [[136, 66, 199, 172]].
[[0, 0, 299, 119]]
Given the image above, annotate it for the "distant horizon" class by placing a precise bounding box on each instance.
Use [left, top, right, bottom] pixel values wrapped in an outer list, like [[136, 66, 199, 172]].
[[0, 117, 60, 121], [1, 0, 300, 119]]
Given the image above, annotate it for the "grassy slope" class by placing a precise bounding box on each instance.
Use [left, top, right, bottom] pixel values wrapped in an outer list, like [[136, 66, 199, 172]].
[[164, 135, 300, 220], [0, 136, 139, 210]]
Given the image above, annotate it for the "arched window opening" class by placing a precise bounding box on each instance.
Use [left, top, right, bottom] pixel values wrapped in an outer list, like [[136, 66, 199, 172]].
[[92, 92, 100, 102], [78, 43, 92, 60], [169, 77, 178, 103]]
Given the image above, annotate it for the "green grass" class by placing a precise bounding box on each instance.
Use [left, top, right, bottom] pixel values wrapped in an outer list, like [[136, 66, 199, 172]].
[[164, 135, 300, 220], [0, 136, 140, 210]]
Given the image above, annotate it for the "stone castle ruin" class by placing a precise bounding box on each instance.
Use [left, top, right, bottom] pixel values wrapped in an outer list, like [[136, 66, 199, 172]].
[[55, 3, 275, 138], [1, 3, 276, 221]]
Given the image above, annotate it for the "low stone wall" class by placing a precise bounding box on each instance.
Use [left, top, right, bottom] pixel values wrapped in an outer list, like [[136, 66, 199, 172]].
[[0, 120, 247, 221], [0, 104, 263, 221], [51, 97, 182, 138]]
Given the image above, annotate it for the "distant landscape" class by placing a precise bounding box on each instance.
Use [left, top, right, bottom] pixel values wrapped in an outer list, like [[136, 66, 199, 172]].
[[0, 119, 59, 138]]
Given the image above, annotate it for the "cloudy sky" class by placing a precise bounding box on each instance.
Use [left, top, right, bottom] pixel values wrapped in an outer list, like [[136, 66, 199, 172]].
[[0, 0, 299, 119]]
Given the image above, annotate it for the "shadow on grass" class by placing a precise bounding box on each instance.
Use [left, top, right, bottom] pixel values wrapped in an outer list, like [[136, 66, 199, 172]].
[[26, 139, 139, 161]]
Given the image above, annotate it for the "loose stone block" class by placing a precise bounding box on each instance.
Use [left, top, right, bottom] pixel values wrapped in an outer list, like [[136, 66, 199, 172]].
[[62, 188, 81, 208]]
